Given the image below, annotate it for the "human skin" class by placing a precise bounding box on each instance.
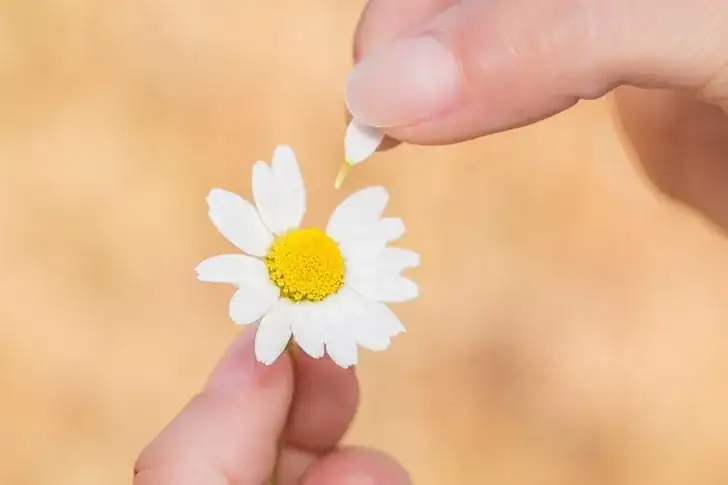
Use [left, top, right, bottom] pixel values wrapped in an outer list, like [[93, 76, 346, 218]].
[[347, 0, 728, 229], [133, 325, 411, 485], [135, 1, 728, 483]]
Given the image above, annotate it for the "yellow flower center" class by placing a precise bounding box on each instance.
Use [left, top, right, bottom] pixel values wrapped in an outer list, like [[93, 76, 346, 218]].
[[265, 227, 345, 302]]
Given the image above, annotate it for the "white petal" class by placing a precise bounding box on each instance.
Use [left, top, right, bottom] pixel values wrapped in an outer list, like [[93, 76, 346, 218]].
[[364, 299, 406, 337], [252, 161, 286, 235], [336, 289, 392, 351], [373, 248, 420, 272], [253, 147, 306, 236], [319, 293, 358, 368], [326, 186, 389, 243], [255, 300, 293, 365], [376, 218, 405, 242], [339, 217, 405, 263], [344, 119, 384, 166], [195, 254, 267, 284], [347, 248, 420, 280], [325, 330, 358, 368], [229, 278, 280, 325], [271, 145, 306, 229], [290, 303, 325, 359], [207, 189, 274, 256], [348, 273, 419, 303]]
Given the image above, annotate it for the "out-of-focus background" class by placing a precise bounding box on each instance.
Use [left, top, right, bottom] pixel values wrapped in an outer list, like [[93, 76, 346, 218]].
[[2, 1, 728, 484]]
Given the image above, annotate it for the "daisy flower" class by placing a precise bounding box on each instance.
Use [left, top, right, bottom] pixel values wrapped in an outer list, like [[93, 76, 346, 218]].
[[195, 145, 419, 368]]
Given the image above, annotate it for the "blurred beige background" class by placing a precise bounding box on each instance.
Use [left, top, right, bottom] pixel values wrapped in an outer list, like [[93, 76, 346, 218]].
[[2, 1, 728, 484]]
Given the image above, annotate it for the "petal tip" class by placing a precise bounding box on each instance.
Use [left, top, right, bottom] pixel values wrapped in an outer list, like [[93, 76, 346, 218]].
[[206, 188, 239, 211], [345, 119, 384, 166], [274, 143, 294, 153], [367, 185, 388, 196], [272, 144, 297, 165], [252, 160, 271, 182], [256, 355, 275, 365], [205, 188, 219, 205], [193, 259, 215, 282]]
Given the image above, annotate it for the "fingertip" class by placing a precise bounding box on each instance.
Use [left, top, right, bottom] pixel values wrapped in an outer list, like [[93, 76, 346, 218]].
[[284, 350, 359, 453], [301, 447, 411, 485], [204, 325, 294, 396]]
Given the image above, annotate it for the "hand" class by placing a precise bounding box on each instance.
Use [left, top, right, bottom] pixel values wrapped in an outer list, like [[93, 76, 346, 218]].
[[134, 325, 410, 485], [347, 0, 728, 228]]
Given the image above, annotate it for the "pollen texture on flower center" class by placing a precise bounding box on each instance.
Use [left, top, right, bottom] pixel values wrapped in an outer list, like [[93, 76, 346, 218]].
[[265, 227, 345, 302]]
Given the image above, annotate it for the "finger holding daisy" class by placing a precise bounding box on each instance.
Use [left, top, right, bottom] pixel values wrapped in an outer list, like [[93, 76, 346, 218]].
[[134, 326, 411, 485]]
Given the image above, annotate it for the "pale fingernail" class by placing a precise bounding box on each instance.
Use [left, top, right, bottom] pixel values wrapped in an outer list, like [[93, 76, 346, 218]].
[[345, 36, 462, 128]]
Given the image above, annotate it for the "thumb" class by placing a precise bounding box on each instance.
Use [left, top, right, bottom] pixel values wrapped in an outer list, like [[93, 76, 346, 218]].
[[347, 0, 728, 145], [134, 327, 293, 485]]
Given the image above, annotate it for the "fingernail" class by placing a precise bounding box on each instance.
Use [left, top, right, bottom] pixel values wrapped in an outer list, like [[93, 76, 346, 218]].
[[204, 326, 262, 394], [345, 36, 462, 128]]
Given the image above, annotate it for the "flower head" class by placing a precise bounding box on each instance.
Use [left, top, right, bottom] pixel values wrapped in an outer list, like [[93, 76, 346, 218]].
[[196, 145, 419, 368]]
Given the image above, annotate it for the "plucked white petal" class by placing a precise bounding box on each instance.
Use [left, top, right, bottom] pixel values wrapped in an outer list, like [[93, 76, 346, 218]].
[[206, 189, 273, 256], [319, 293, 359, 368], [271, 145, 306, 229], [338, 217, 405, 263], [336, 289, 392, 351], [195, 254, 267, 284], [255, 300, 293, 365], [290, 303, 325, 359], [344, 119, 385, 166], [326, 186, 389, 243], [252, 161, 286, 235], [348, 273, 419, 303]]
